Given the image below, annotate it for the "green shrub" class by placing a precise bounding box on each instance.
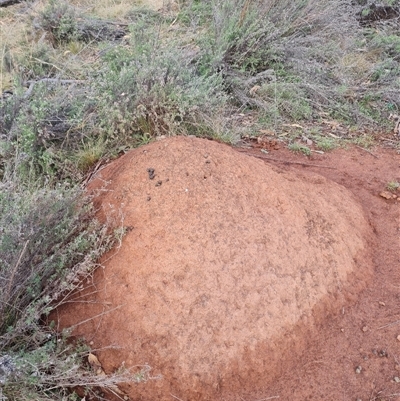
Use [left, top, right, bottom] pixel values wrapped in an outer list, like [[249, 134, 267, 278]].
[[39, 0, 78, 45], [288, 142, 311, 156], [93, 23, 229, 140], [0, 181, 149, 400]]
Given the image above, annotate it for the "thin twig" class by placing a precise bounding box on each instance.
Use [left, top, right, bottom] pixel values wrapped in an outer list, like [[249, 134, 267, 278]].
[[356, 145, 379, 159], [4, 240, 29, 305], [80, 158, 107, 189], [378, 320, 400, 330], [24, 78, 85, 85], [250, 154, 337, 169], [67, 304, 124, 330], [170, 394, 186, 401], [23, 78, 86, 99]]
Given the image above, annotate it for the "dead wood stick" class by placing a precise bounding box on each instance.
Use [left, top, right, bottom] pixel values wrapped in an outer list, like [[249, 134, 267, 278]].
[[250, 154, 337, 169], [0, 0, 23, 7], [379, 137, 398, 143], [356, 145, 379, 159]]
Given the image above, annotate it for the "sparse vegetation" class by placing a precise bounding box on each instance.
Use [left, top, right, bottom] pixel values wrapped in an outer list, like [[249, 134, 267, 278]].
[[386, 180, 400, 192], [0, 180, 153, 400], [1, 0, 400, 398], [288, 142, 311, 156]]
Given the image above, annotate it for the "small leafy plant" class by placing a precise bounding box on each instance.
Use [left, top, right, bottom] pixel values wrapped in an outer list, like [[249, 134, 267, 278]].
[[288, 142, 311, 156], [386, 181, 400, 192]]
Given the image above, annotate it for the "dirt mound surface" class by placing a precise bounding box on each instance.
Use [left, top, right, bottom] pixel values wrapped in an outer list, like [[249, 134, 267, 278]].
[[56, 136, 374, 400]]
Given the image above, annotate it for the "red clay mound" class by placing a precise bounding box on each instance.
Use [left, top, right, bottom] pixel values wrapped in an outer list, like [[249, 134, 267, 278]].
[[56, 136, 374, 400]]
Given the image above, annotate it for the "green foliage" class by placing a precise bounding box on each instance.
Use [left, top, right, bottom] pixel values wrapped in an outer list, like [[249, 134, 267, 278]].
[[2, 81, 94, 184], [288, 142, 311, 156], [386, 180, 399, 192], [0, 185, 107, 338], [352, 134, 375, 148], [93, 23, 228, 139], [177, 0, 212, 27], [259, 81, 312, 121], [315, 137, 337, 151], [0, 180, 145, 400], [39, 0, 78, 44]]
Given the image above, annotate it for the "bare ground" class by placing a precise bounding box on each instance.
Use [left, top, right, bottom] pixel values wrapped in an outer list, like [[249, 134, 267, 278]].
[[54, 136, 400, 401]]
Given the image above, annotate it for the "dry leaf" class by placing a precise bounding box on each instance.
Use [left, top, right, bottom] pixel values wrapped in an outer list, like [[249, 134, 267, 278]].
[[109, 384, 125, 395], [96, 367, 106, 376], [249, 85, 261, 95], [259, 129, 275, 136], [88, 353, 102, 367]]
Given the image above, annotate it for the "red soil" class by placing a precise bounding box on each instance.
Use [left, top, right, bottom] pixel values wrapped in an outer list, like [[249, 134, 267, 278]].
[[55, 136, 399, 401]]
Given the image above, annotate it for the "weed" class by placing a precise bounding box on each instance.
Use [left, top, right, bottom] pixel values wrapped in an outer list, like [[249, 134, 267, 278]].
[[288, 142, 311, 156], [73, 138, 107, 173], [39, 0, 78, 45], [386, 181, 400, 192], [352, 134, 375, 149], [93, 23, 229, 140], [315, 137, 337, 151], [0, 180, 149, 399]]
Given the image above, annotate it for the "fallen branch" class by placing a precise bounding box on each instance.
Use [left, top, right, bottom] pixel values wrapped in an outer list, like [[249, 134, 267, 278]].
[[24, 78, 85, 85], [23, 78, 85, 99], [0, 0, 23, 7], [379, 137, 398, 143], [247, 153, 337, 169], [356, 145, 379, 159]]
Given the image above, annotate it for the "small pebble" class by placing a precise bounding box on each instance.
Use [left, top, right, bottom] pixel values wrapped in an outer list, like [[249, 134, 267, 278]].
[[355, 366, 362, 374], [362, 326, 368, 332], [397, 335, 400, 342], [394, 376, 400, 383], [379, 301, 386, 306], [379, 349, 388, 357]]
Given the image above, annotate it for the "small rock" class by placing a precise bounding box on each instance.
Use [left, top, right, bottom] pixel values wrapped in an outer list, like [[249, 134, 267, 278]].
[[147, 168, 155, 180], [379, 301, 386, 306], [155, 180, 162, 187], [362, 326, 368, 332], [379, 349, 388, 358], [394, 376, 400, 383], [340, 328, 345, 332], [355, 366, 362, 374], [397, 335, 400, 342], [380, 191, 393, 199]]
